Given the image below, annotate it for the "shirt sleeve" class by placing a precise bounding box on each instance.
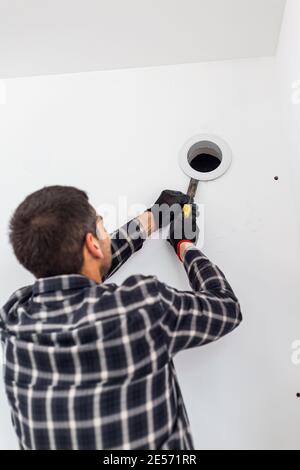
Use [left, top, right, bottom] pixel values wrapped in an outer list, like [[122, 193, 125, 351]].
[[156, 246, 243, 356], [102, 217, 147, 281]]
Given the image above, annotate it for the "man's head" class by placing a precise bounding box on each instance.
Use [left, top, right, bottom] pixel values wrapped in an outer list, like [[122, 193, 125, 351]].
[[9, 186, 112, 282]]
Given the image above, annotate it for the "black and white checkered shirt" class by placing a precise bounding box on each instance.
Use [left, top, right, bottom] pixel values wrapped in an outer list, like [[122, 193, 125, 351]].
[[0, 218, 242, 450]]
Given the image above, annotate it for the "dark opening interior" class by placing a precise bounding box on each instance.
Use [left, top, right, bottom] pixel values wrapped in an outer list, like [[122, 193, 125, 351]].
[[190, 153, 221, 173]]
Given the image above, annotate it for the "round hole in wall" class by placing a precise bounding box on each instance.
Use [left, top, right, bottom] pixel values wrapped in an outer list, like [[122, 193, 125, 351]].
[[179, 134, 232, 182], [187, 141, 223, 173]]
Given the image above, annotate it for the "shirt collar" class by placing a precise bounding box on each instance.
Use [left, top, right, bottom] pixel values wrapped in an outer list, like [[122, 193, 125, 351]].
[[32, 274, 97, 295]]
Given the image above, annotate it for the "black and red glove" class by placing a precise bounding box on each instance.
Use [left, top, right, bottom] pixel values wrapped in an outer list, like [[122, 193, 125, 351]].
[[167, 203, 199, 259], [148, 190, 190, 230]]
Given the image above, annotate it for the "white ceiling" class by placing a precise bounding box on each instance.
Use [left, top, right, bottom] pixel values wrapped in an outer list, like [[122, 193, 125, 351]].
[[0, 0, 286, 79]]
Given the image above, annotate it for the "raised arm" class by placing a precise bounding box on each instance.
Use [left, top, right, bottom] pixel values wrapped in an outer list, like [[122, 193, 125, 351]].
[[102, 190, 189, 281], [156, 204, 242, 356], [157, 246, 242, 356], [102, 212, 154, 281]]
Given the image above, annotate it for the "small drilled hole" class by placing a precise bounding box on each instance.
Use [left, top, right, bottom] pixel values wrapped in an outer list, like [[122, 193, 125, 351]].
[[274, 176, 279, 181]]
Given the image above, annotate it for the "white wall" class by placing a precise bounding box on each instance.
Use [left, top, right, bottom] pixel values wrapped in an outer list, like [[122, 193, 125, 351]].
[[276, 0, 300, 239], [1, 57, 300, 449]]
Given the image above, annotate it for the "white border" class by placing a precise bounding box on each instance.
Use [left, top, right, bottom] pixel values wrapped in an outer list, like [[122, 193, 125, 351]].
[[179, 133, 232, 182]]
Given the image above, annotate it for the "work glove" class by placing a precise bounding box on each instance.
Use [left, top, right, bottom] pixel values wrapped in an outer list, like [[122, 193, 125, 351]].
[[148, 190, 190, 230], [167, 203, 199, 259]]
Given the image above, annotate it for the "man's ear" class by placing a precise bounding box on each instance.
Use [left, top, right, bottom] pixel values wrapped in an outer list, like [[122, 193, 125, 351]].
[[85, 232, 104, 259]]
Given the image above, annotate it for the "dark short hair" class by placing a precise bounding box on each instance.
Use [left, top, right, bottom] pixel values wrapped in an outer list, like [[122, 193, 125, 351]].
[[9, 186, 97, 278]]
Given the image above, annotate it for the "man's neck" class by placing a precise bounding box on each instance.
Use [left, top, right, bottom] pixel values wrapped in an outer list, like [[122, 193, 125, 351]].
[[80, 266, 102, 284]]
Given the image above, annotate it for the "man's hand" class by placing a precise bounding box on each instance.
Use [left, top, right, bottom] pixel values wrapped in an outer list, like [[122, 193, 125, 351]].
[[148, 190, 190, 230], [167, 203, 199, 261]]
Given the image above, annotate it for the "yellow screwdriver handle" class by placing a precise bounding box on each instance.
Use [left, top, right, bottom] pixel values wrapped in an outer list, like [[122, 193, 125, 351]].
[[182, 203, 192, 219]]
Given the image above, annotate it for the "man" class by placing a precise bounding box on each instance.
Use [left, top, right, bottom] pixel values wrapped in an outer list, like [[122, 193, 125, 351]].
[[0, 186, 242, 450]]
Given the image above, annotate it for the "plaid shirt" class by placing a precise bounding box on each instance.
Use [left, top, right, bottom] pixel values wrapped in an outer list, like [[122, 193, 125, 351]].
[[0, 218, 242, 450]]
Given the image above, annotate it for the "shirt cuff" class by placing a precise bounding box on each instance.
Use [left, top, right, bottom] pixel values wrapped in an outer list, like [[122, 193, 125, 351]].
[[127, 218, 147, 251]]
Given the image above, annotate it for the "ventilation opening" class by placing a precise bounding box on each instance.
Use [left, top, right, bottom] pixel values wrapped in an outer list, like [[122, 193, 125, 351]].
[[187, 141, 222, 173]]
